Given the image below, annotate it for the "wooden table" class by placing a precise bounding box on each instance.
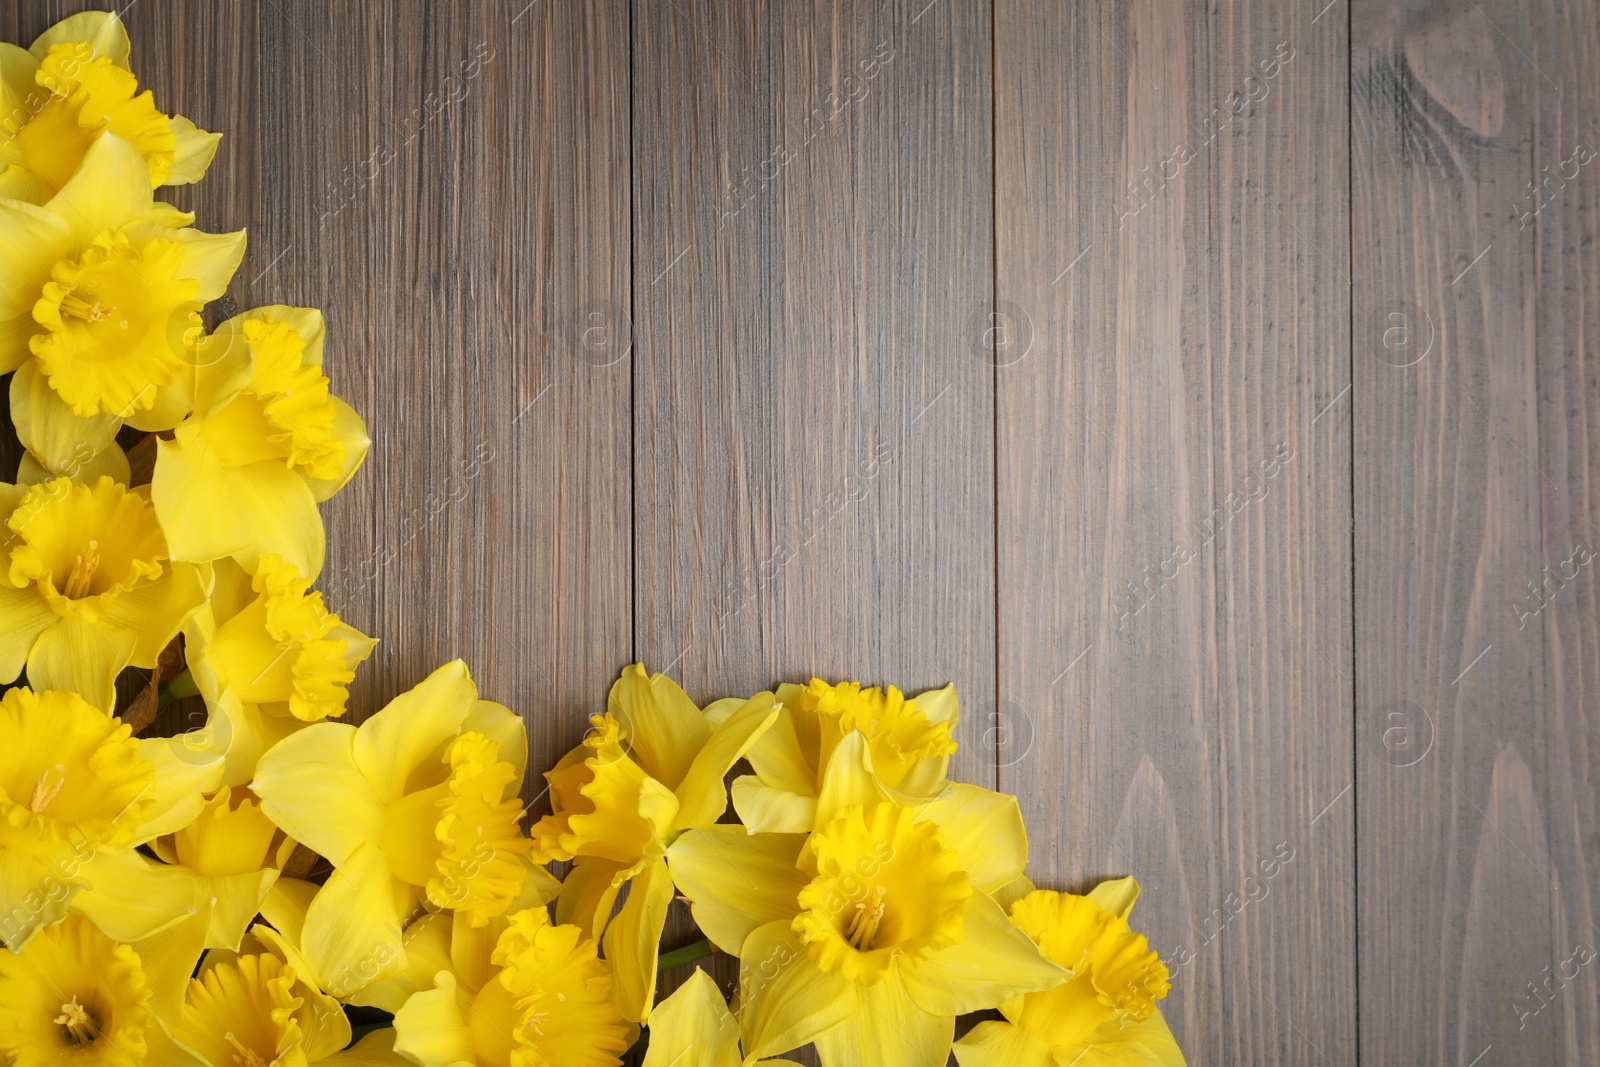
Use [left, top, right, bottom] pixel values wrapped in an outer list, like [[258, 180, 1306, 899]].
[[6, 1, 1596, 1063]]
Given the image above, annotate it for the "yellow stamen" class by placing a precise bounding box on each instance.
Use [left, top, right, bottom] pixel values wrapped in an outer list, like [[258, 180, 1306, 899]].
[[54, 997, 98, 1045], [845, 885, 888, 950], [63, 540, 101, 599], [59, 293, 115, 324], [225, 1031, 270, 1067], [526, 1011, 548, 1036], [28, 766, 65, 813]]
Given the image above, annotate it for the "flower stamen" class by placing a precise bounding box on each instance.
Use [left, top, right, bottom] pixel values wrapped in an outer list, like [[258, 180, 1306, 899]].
[[28, 766, 66, 813], [54, 996, 99, 1046], [63, 541, 101, 599], [845, 886, 888, 950], [225, 1031, 270, 1067]]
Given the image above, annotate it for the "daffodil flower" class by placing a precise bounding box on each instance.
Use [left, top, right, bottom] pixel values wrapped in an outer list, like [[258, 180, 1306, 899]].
[[185, 555, 376, 786], [641, 969, 802, 1067], [388, 906, 637, 1067], [666, 732, 1067, 1066], [528, 663, 780, 1023], [733, 678, 958, 833], [0, 686, 224, 948], [0, 132, 245, 473], [0, 475, 209, 711], [143, 786, 297, 952], [172, 951, 403, 1067], [152, 306, 370, 580], [0, 11, 219, 203], [0, 911, 210, 1067], [251, 661, 554, 997], [953, 878, 1184, 1066]]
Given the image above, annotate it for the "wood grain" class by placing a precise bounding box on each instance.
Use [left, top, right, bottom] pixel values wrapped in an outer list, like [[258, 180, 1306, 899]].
[[629, 0, 995, 1051], [1353, 0, 1600, 1062], [993, 0, 1355, 1063]]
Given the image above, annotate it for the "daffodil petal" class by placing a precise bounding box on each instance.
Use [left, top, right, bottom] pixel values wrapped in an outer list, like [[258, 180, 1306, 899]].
[[814, 730, 890, 828], [916, 783, 1029, 894], [609, 662, 711, 789], [29, 11, 131, 65], [252, 720, 383, 865], [911, 683, 960, 726], [460, 696, 526, 795], [604, 858, 675, 1023], [351, 659, 477, 802], [26, 614, 136, 712], [641, 969, 742, 1067], [348, 911, 453, 1013], [47, 132, 154, 245], [743, 703, 817, 796], [952, 1020, 1056, 1067], [304, 396, 371, 502], [994, 874, 1038, 915], [673, 691, 780, 830], [324, 1028, 407, 1067], [730, 776, 818, 835], [302, 841, 413, 998], [900, 891, 1067, 1017], [257, 877, 317, 952], [10, 361, 121, 474], [17, 441, 130, 486], [0, 313, 36, 373], [194, 869, 279, 951], [738, 921, 856, 1061], [1064, 1009, 1187, 1067], [1088, 875, 1142, 921], [392, 974, 473, 1067], [666, 829, 808, 955], [152, 437, 326, 579], [555, 856, 627, 943], [811, 971, 954, 1067], [168, 225, 246, 301], [0, 200, 70, 322], [100, 561, 208, 663], [71, 849, 198, 943], [133, 731, 227, 840], [131, 910, 210, 1026], [0, 584, 56, 682], [0, 41, 37, 101], [165, 115, 222, 184]]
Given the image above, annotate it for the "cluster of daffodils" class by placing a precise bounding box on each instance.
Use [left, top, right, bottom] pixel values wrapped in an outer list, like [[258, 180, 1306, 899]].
[[0, 11, 1185, 1067]]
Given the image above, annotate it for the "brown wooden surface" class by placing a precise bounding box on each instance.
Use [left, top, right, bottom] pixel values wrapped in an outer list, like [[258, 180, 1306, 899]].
[[994, 0, 1356, 1064], [5, 0, 1600, 1064], [1353, 0, 1600, 1063]]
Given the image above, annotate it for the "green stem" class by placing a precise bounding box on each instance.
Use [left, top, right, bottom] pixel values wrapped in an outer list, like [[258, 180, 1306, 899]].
[[657, 938, 712, 970], [157, 669, 199, 706]]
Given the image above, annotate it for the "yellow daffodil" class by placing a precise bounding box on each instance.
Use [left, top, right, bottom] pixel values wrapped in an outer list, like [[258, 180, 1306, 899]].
[[0, 132, 244, 474], [666, 734, 1066, 1066], [184, 555, 376, 786], [733, 678, 958, 834], [389, 906, 636, 1067], [172, 951, 402, 1067], [251, 661, 552, 997], [641, 969, 801, 1067], [0, 11, 219, 203], [0, 910, 211, 1067], [954, 878, 1183, 1066], [0, 475, 208, 711], [143, 786, 297, 951], [0, 686, 224, 948], [152, 306, 370, 580], [529, 663, 780, 1023]]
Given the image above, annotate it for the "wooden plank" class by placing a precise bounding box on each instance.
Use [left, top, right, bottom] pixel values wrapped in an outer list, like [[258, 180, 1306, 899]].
[[0, 0, 632, 777], [994, 1, 1355, 1064], [630, 0, 996, 1043], [1353, 0, 1600, 1062]]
